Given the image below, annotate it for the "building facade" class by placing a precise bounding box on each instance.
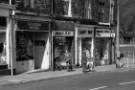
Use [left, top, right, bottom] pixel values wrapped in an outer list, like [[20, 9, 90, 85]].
[[12, 0, 51, 73], [0, 0, 116, 74], [0, 2, 15, 74]]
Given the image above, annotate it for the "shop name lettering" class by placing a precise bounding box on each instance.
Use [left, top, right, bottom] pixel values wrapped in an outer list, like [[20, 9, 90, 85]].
[[34, 40, 46, 46], [54, 31, 73, 36]]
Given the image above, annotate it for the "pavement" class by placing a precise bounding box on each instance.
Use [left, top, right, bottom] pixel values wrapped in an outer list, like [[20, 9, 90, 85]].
[[0, 64, 135, 86]]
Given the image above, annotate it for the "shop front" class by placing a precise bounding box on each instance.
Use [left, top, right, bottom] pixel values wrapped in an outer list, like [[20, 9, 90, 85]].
[[95, 27, 115, 65], [75, 25, 94, 66], [0, 4, 14, 72], [15, 20, 50, 73], [75, 24, 115, 66], [52, 31, 74, 70]]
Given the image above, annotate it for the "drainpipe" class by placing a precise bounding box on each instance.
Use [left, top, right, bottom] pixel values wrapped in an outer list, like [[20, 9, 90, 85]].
[[7, 9, 15, 76], [75, 24, 78, 66], [91, 27, 96, 66], [115, 2, 120, 67], [116, 4, 120, 59], [50, 0, 54, 71]]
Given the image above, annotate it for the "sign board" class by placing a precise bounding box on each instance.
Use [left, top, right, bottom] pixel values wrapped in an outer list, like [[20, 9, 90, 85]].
[[96, 28, 115, 38], [78, 30, 93, 37], [17, 20, 49, 31], [96, 32, 115, 37], [53, 31, 74, 36]]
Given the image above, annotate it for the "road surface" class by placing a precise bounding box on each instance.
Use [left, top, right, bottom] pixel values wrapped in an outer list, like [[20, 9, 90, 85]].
[[0, 69, 135, 90]]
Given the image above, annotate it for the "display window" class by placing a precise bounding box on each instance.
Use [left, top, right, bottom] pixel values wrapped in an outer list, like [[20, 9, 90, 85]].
[[0, 32, 7, 65], [16, 32, 34, 61], [95, 38, 110, 65]]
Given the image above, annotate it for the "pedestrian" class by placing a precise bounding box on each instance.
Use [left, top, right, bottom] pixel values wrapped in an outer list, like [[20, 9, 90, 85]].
[[82, 50, 88, 73], [116, 53, 125, 68], [87, 58, 94, 72], [64, 50, 73, 72]]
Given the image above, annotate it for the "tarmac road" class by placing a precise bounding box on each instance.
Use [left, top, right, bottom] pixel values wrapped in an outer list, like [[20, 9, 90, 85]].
[[0, 69, 135, 90]]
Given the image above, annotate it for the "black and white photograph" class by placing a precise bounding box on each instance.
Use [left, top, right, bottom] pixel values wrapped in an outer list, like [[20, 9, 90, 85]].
[[0, 0, 135, 90]]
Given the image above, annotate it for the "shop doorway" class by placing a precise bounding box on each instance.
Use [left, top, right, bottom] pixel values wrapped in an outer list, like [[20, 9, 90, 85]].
[[78, 38, 92, 66], [53, 36, 74, 70], [82, 38, 92, 55]]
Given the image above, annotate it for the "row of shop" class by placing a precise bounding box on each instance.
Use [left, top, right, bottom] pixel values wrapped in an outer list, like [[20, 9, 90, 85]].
[[0, 4, 115, 74]]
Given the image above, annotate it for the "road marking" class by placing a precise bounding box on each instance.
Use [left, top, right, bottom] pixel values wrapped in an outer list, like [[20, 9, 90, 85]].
[[89, 86, 108, 90], [119, 81, 135, 85]]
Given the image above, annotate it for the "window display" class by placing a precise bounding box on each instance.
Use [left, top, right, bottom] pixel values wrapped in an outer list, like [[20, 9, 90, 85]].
[[16, 32, 33, 61], [95, 38, 110, 65], [0, 42, 6, 65]]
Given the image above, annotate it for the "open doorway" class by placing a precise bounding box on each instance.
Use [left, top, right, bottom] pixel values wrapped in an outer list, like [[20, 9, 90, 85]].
[[53, 36, 74, 70]]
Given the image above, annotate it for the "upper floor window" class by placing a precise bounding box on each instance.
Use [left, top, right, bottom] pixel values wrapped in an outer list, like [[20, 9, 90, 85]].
[[0, 0, 9, 4], [13, 0, 50, 14], [54, 0, 85, 18]]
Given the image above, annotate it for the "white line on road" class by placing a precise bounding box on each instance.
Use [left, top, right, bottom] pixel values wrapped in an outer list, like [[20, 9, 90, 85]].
[[89, 86, 108, 90], [119, 81, 135, 85]]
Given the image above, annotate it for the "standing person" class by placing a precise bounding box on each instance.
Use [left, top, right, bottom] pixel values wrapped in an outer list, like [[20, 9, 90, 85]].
[[82, 49, 88, 73], [64, 50, 73, 72], [87, 57, 94, 72]]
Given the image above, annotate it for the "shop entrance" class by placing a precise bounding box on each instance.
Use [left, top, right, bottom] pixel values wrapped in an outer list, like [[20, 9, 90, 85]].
[[82, 38, 92, 56], [53, 36, 74, 70], [77, 38, 92, 66]]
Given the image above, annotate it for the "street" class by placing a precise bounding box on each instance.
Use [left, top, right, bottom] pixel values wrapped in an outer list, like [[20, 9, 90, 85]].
[[0, 69, 135, 90]]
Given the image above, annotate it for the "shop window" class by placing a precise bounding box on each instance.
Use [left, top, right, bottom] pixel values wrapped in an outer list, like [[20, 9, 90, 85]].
[[16, 32, 34, 61], [0, 32, 6, 65], [0, 42, 7, 65], [0, 17, 6, 27]]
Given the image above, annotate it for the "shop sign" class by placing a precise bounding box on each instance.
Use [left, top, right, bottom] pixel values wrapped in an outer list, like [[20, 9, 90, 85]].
[[96, 29, 115, 37], [96, 32, 115, 37], [53, 31, 74, 36], [78, 30, 92, 37], [17, 21, 49, 31]]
